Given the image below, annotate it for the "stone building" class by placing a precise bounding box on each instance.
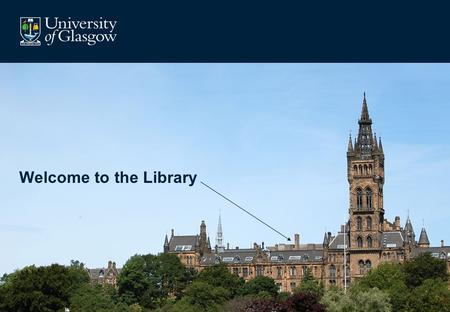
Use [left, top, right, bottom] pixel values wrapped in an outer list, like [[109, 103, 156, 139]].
[[164, 94, 450, 292], [87, 260, 120, 286]]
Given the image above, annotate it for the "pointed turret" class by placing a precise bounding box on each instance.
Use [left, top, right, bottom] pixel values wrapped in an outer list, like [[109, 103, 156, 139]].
[[403, 216, 416, 245], [347, 133, 354, 153], [373, 133, 378, 151], [418, 227, 430, 248], [322, 232, 329, 247], [164, 234, 169, 253], [378, 137, 383, 153], [198, 220, 210, 255]]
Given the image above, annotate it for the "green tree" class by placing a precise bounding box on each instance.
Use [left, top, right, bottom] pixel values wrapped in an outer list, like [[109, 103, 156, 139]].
[[350, 288, 392, 312], [70, 284, 117, 311], [403, 252, 449, 288], [179, 280, 230, 311], [321, 287, 355, 312], [117, 253, 195, 308], [0, 263, 89, 312], [407, 278, 450, 312], [196, 264, 244, 297], [239, 276, 279, 298], [353, 262, 409, 311], [322, 287, 391, 312], [294, 268, 324, 298]]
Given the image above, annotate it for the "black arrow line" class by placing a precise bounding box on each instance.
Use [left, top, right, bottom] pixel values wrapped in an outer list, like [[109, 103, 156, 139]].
[[200, 181, 291, 241]]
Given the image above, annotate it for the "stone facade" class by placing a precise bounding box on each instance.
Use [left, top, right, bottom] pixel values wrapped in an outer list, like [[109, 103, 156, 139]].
[[164, 94, 450, 292]]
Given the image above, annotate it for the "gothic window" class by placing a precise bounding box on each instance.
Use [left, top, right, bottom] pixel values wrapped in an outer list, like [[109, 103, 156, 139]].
[[256, 266, 264, 276], [356, 217, 362, 230], [329, 265, 336, 277], [357, 236, 363, 247], [356, 188, 363, 209], [364, 164, 368, 175], [366, 217, 372, 230], [353, 165, 357, 173], [367, 236, 373, 248], [243, 268, 249, 277], [277, 267, 283, 278], [366, 188, 373, 209], [233, 267, 239, 275], [359, 165, 362, 174], [369, 164, 373, 174], [290, 266, 296, 276], [365, 260, 372, 269]]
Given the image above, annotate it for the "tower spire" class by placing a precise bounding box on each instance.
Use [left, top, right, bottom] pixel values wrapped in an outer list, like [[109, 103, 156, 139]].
[[359, 92, 371, 123], [216, 213, 224, 252], [356, 93, 374, 157]]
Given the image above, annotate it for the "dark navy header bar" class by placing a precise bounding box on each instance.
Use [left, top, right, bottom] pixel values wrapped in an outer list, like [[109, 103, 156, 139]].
[[1, 1, 449, 62]]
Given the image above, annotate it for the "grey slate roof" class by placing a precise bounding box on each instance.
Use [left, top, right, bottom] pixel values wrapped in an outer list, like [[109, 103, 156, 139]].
[[200, 247, 324, 266], [411, 246, 450, 260], [328, 233, 350, 249], [381, 231, 404, 248], [168, 235, 199, 252], [269, 249, 323, 263]]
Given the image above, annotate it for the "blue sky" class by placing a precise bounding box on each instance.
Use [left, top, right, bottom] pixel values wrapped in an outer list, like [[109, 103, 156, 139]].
[[1, 64, 449, 274]]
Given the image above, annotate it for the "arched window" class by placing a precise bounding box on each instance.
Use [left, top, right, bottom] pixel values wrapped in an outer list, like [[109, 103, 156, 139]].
[[367, 236, 373, 248], [353, 165, 357, 173], [369, 164, 372, 174], [357, 236, 363, 248], [329, 265, 336, 277], [366, 217, 372, 230], [358, 260, 365, 274], [356, 189, 363, 209], [356, 217, 362, 230], [359, 165, 362, 174], [364, 164, 368, 175], [365, 260, 371, 269], [366, 188, 373, 209]]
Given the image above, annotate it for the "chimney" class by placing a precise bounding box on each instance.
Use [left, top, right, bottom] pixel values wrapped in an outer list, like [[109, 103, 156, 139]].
[[227, 243, 229, 250], [441, 240, 445, 247], [395, 216, 401, 230], [262, 242, 265, 249], [171, 229, 174, 238], [108, 261, 112, 269], [341, 225, 345, 233], [236, 246, 239, 249], [112, 262, 116, 269], [253, 242, 258, 249], [294, 234, 300, 249]]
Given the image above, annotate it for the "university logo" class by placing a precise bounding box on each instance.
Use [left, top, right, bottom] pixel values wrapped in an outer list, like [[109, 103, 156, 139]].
[[20, 17, 41, 46]]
